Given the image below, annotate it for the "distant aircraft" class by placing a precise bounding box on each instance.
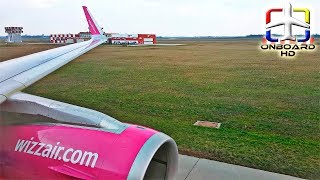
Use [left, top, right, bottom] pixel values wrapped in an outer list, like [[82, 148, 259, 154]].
[[0, 6, 178, 180], [266, 3, 310, 41]]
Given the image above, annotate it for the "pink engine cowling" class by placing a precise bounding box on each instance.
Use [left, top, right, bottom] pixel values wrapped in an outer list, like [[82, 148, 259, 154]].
[[0, 124, 178, 180]]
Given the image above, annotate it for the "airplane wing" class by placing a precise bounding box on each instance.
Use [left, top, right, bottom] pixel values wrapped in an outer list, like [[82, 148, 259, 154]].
[[289, 17, 310, 28], [0, 7, 179, 179], [0, 6, 107, 105], [0, 6, 126, 131]]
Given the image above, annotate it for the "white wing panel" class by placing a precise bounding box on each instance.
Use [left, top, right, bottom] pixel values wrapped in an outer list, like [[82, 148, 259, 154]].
[[0, 41, 90, 83], [13, 40, 99, 87], [0, 39, 104, 104]]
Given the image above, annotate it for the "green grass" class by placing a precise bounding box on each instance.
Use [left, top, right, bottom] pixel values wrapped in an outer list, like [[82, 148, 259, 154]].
[[1, 41, 319, 179]]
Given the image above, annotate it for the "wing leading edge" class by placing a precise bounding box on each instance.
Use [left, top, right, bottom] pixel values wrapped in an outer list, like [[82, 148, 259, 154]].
[[0, 6, 106, 104]]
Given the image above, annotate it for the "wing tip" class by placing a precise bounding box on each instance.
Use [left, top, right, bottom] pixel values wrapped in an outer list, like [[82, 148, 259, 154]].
[[82, 6, 102, 36]]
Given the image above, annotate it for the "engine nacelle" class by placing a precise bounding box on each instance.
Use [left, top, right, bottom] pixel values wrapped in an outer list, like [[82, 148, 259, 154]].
[[0, 93, 179, 179], [0, 124, 178, 179]]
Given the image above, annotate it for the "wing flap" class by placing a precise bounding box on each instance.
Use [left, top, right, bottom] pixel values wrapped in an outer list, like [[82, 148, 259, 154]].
[[0, 92, 128, 133], [0, 80, 25, 104], [0, 95, 5, 104]]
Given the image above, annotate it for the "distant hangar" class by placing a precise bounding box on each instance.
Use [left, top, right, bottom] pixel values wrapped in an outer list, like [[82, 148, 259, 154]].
[[107, 33, 156, 45]]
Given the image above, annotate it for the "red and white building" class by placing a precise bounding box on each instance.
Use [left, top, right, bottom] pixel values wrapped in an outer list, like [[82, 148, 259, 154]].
[[50, 32, 156, 45], [50, 32, 91, 44], [108, 34, 156, 45]]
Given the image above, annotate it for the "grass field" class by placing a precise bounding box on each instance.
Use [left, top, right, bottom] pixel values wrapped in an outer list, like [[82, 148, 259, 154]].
[[0, 41, 319, 179]]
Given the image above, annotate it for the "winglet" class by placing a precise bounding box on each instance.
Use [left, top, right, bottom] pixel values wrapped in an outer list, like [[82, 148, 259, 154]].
[[82, 6, 104, 36]]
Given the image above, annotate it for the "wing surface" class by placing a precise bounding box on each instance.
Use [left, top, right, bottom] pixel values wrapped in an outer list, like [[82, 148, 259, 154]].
[[0, 6, 106, 104]]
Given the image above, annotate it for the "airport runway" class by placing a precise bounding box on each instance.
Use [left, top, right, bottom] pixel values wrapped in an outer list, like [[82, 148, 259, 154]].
[[177, 155, 304, 180]]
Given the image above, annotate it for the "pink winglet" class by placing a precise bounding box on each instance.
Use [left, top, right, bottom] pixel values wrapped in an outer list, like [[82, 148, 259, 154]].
[[82, 6, 101, 35]]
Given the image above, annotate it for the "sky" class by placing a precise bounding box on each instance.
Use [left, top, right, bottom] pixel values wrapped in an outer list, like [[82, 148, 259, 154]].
[[0, 0, 319, 36]]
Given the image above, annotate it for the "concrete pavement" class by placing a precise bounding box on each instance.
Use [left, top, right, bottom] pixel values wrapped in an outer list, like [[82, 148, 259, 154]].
[[177, 155, 304, 180]]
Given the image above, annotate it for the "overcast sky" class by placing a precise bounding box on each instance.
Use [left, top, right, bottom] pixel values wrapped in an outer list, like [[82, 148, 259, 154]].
[[0, 0, 319, 36]]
